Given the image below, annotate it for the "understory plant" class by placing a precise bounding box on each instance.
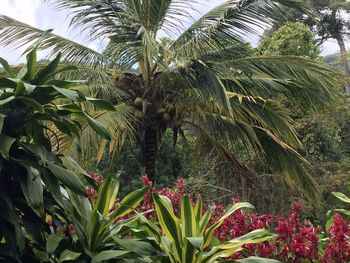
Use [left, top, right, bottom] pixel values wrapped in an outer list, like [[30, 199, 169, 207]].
[[0, 48, 114, 262], [33, 175, 153, 262], [154, 194, 278, 263]]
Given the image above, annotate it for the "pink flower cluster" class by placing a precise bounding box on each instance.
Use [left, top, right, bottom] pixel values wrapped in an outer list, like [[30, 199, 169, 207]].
[[323, 213, 350, 263]]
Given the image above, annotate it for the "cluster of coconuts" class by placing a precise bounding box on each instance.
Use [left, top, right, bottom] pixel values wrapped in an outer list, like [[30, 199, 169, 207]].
[[158, 103, 176, 123], [133, 97, 181, 128]]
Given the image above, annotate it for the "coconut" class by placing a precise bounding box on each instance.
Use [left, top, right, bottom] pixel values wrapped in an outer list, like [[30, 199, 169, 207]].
[[134, 97, 143, 106]]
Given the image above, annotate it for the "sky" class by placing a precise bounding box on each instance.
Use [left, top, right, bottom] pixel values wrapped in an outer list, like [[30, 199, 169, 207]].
[[0, 0, 346, 64]]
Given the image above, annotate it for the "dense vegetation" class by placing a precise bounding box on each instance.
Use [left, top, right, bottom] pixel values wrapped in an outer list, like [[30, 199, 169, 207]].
[[0, 0, 350, 262]]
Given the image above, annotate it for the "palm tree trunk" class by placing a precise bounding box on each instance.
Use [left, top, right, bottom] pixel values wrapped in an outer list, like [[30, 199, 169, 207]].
[[335, 33, 350, 94], [143, 127, 158, 181]]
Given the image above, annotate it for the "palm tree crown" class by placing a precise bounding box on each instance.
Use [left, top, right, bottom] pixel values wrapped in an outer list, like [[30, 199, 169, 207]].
[[0, 0, 339, 199]]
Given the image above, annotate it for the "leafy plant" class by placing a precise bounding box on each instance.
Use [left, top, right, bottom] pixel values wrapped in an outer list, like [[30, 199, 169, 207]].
[[0, 48, 113, 262], [32, 175, 152, 262], [141, 193, 277, 263]]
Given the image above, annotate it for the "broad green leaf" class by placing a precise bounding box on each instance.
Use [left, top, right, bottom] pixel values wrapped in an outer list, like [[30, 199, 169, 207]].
[[64, 156, 90, 177], [54, 119, 81, 138], [52, 86, 80, 100], [112, 186, 149, 218], [46, 234, 64, 255], [0, 134, 16, 159], [23, 48, 37, 80], [41, 170, 64, 207], [80, 110, 111, 140], [334, 209, 350, 216], [58, 249, 81, 262], [86, 97, 116, 111], [181, 195, 196, 237], [33, 53, 61, 84], [95, 175, 120, 215], [32, 248, 49, 261], [14, 96, 44, 112], [186, 237, 203, 249], [332, 192, 350, 204], [47, 79, 83, 89], [0, 95, 15, 106], [18, 165, 44, 216], [0, 193, 25, 252], [91, 250, 129, 263], [46, 162, 86, 196], [0, 114, 4, 132], [152, 193, 182, 259], [113, 238, 155, 256], [0, 57, 14, 77], [235, 256, 281, 263], [0, 77, 17, 88], [183, 238, 196, 263], [14, 82, 25, 96], [57, 103, 83, 113], [203, 202, 254, 249]]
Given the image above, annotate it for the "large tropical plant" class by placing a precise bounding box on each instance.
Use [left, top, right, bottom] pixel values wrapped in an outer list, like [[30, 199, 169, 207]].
[[0, 0, 339, 198], [32, 175, 152, 262], [0, 48, 115, 262]]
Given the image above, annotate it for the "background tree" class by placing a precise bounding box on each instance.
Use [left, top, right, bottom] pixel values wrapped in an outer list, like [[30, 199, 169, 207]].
[[258, 22, 320, 59]]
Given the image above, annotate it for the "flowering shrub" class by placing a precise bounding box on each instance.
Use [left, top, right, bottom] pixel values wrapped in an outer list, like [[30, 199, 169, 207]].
[[62, 174, 350, 262], [139, 176, 350, 263]]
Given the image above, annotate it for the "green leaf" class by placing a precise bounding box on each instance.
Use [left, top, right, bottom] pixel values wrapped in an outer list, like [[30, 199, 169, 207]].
[[235, 256, 281, 263], [0, 134, 16, 159], [41, 167, 64, 206], [95, 175, 120, 216], [46, 234, 64, 255], [113, 238, 155, 256], [14, 96, 44, 112], [52, 86, 80, 100], [0, 193, 25, 252], [58, 249, 81, 262], [332, 192, 350, 204], [181, 195, 196, 237], [80, 110, 111, 140], [33, 53, 61, 84], [22, 166, 44, 215], [203, 202, 254, 249], [112, 186, 149, 218], [23, 48, 37, 80], [0, 95, 15, 106], [46, 162, 86, 196], [0, 114, 5, 133], [86, 97, 116, 111], [0, 57, 14, 77], [91, 250, 129, 263], [32, 248, 49, 261], [152, 193, 182, 259], [0, 77, 17, 88]]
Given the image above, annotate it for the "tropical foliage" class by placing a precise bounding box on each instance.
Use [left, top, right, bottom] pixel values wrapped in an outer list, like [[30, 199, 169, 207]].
[[0, 0, 340, 200], [0, 47, 115, 261]]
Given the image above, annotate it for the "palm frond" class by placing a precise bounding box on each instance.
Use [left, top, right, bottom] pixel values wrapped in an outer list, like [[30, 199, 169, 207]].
[[56, 103, 138, 165], [189, 110, 318, 200], [253, 126, 319, 201], [214, 56, 338, 109], [0, 15, 105, 66], [171, 0, 312, 59]]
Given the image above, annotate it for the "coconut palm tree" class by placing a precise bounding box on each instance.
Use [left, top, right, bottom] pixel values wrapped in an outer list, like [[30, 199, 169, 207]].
[[0, 0, 338, 199]]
